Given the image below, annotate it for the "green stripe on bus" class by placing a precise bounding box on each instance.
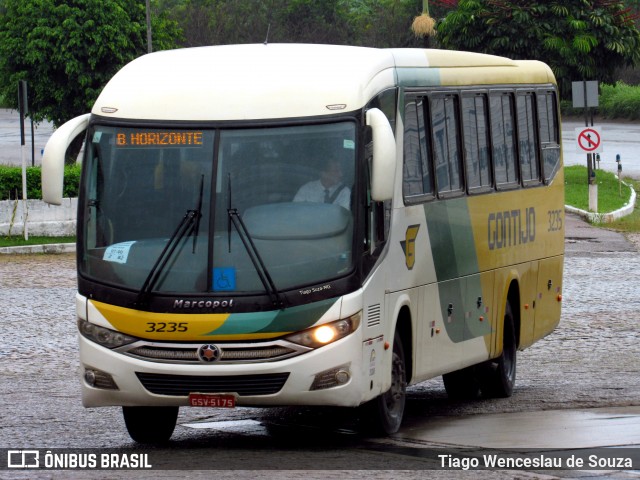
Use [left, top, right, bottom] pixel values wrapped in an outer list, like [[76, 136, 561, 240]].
[[396, 68, 441, 88], [205, 298, 338, 335], [423, 197, 479, 281], [423, 198, 490, 342]]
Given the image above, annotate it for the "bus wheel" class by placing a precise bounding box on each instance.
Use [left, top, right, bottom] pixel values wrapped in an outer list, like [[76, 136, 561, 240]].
[[442, 365, 481, 400], [122, 406, 178, 444], [481, 300, 516, 398], [362, 332, 406, 435]]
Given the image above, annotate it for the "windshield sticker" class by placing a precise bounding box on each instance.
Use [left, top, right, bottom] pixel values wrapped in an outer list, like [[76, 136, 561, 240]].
[[213, 268, 236, 291], [343, 139, 355, 150], [103, 241, 136, 264]]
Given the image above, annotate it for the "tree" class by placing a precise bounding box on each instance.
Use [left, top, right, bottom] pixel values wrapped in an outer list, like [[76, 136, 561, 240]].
[[162, 0, 424, 49], [0, 0, 181, 127], [160, 0, 353, 47], [436, 0, 640, 95], [344, 0, 424, 47]]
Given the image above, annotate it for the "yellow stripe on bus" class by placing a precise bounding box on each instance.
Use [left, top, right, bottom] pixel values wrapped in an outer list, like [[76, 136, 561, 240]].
[[90, 300, 283, 341]]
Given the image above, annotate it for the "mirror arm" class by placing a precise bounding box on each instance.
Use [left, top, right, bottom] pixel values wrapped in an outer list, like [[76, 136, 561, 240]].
[[42, 113, 91, 205]]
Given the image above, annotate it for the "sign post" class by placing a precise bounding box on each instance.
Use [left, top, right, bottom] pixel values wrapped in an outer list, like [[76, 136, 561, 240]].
[[18, 80, 29, 240], [575, 126, 603, 213], [572, 80, 600, 212], [617, 155, 622, 197]]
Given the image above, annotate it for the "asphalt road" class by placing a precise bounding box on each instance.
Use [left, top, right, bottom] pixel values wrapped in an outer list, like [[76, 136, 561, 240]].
[[0, 109, 53, 167], [562, 118, 640, 179]]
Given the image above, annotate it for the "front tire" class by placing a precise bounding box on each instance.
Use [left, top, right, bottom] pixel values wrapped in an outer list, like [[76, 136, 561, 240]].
[[362, 332, 406, 435], [122, 406, 178, 444]]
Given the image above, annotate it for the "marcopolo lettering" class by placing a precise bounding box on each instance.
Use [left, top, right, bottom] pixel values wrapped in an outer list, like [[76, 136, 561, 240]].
[[173, 299, 234, 310], [488, 207, 536, 251]]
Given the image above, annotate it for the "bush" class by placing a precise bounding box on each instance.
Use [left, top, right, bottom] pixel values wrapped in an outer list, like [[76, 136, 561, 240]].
[[62, 163, 81, 198], [599, 82, 640, 120], [561, 81, 640, 120], [0, 163, 81, 200]]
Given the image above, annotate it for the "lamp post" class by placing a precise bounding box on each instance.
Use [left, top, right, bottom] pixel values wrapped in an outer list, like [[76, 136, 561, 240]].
[[145, 0, 153, 53]]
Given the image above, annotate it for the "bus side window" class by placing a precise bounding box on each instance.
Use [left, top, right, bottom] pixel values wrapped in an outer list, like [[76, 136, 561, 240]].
[[537, 89, 561, 182], [403, 97, 434, 202], [490, 92, 519, 189], [430, 94, 463, 196], [461, 93, 492, 193], [516, 91, 541, 185]]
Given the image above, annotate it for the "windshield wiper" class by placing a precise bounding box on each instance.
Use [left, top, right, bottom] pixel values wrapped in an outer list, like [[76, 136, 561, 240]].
[[192, 175, 204, 253], [134, 176, 204, 308], [226, 175, 284, 309], [227, 208, 284, 309]]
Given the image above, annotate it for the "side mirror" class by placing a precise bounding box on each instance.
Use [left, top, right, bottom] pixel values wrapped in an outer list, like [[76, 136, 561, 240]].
[[41, 114, 90, 205], [366, 108, 396, 201]]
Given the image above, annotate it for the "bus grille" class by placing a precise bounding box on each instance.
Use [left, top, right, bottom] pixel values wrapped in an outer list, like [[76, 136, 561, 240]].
[[119, 340, 310, 364], [135, 372, 290, 396]]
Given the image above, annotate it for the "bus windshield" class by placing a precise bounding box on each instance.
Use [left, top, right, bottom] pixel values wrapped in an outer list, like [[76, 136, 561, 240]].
[[79, 121, 356, 296]]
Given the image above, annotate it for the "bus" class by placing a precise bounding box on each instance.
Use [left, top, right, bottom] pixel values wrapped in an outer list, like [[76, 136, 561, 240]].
[[42, 44, 564, 443]]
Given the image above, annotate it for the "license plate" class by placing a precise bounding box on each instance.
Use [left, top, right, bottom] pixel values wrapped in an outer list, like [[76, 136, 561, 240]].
[[188, 393, 236, 408]]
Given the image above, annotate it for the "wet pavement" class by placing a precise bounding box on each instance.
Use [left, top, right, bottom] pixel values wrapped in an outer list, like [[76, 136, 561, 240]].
[[1, 214, 640, 479], [395, 406, 640, 449]]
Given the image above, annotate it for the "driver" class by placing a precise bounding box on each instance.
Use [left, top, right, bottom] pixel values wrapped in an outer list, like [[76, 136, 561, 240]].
[[294, 158, 351, 210]]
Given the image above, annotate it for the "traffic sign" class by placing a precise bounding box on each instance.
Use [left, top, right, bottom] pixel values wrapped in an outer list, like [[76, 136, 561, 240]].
[[575, 126, 603, 153], [572, 81, 599, 108]]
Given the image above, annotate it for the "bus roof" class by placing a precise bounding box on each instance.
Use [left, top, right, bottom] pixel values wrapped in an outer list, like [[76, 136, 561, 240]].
[[92, 44, 556, 122]]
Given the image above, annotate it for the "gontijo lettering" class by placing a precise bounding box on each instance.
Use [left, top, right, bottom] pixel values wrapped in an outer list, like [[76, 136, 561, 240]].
[[116, 131, 203, 146], [488, 207, 536, 250]]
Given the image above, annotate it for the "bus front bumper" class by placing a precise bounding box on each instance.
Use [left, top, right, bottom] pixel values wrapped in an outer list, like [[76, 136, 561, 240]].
[[78, 329, 388, 409]]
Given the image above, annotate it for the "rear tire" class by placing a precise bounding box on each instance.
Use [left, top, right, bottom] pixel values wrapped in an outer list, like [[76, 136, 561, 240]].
[[122, 406, 178, 444], [481, 300, 517, 398], [361, 332, 406, 434]]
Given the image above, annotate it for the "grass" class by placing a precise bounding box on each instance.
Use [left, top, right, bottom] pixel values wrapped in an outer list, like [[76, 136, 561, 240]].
[[0, 235, 75, 248], [565, 165, 640, 232], [564, 165, 632, 212], [597, 177, 640, 233]]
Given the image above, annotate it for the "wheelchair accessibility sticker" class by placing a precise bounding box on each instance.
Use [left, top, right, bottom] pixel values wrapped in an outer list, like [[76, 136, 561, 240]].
[[213, 268, 236, 291]]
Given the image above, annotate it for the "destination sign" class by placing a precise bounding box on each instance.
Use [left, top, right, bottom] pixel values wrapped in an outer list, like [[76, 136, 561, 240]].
[[116, 131, 204, 147]]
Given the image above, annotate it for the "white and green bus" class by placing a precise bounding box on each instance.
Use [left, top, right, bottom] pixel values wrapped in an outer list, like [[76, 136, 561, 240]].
[[42, 44, 564, 443]]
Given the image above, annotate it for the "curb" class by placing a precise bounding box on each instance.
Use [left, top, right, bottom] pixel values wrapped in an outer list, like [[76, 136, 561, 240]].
[[564, 180, 637, 223], [0, 243, 75, 255]]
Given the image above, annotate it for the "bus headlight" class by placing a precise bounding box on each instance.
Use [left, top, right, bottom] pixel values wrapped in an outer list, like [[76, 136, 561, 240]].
[[285, 312, 361, 349], [78, 318, 137, 349]]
